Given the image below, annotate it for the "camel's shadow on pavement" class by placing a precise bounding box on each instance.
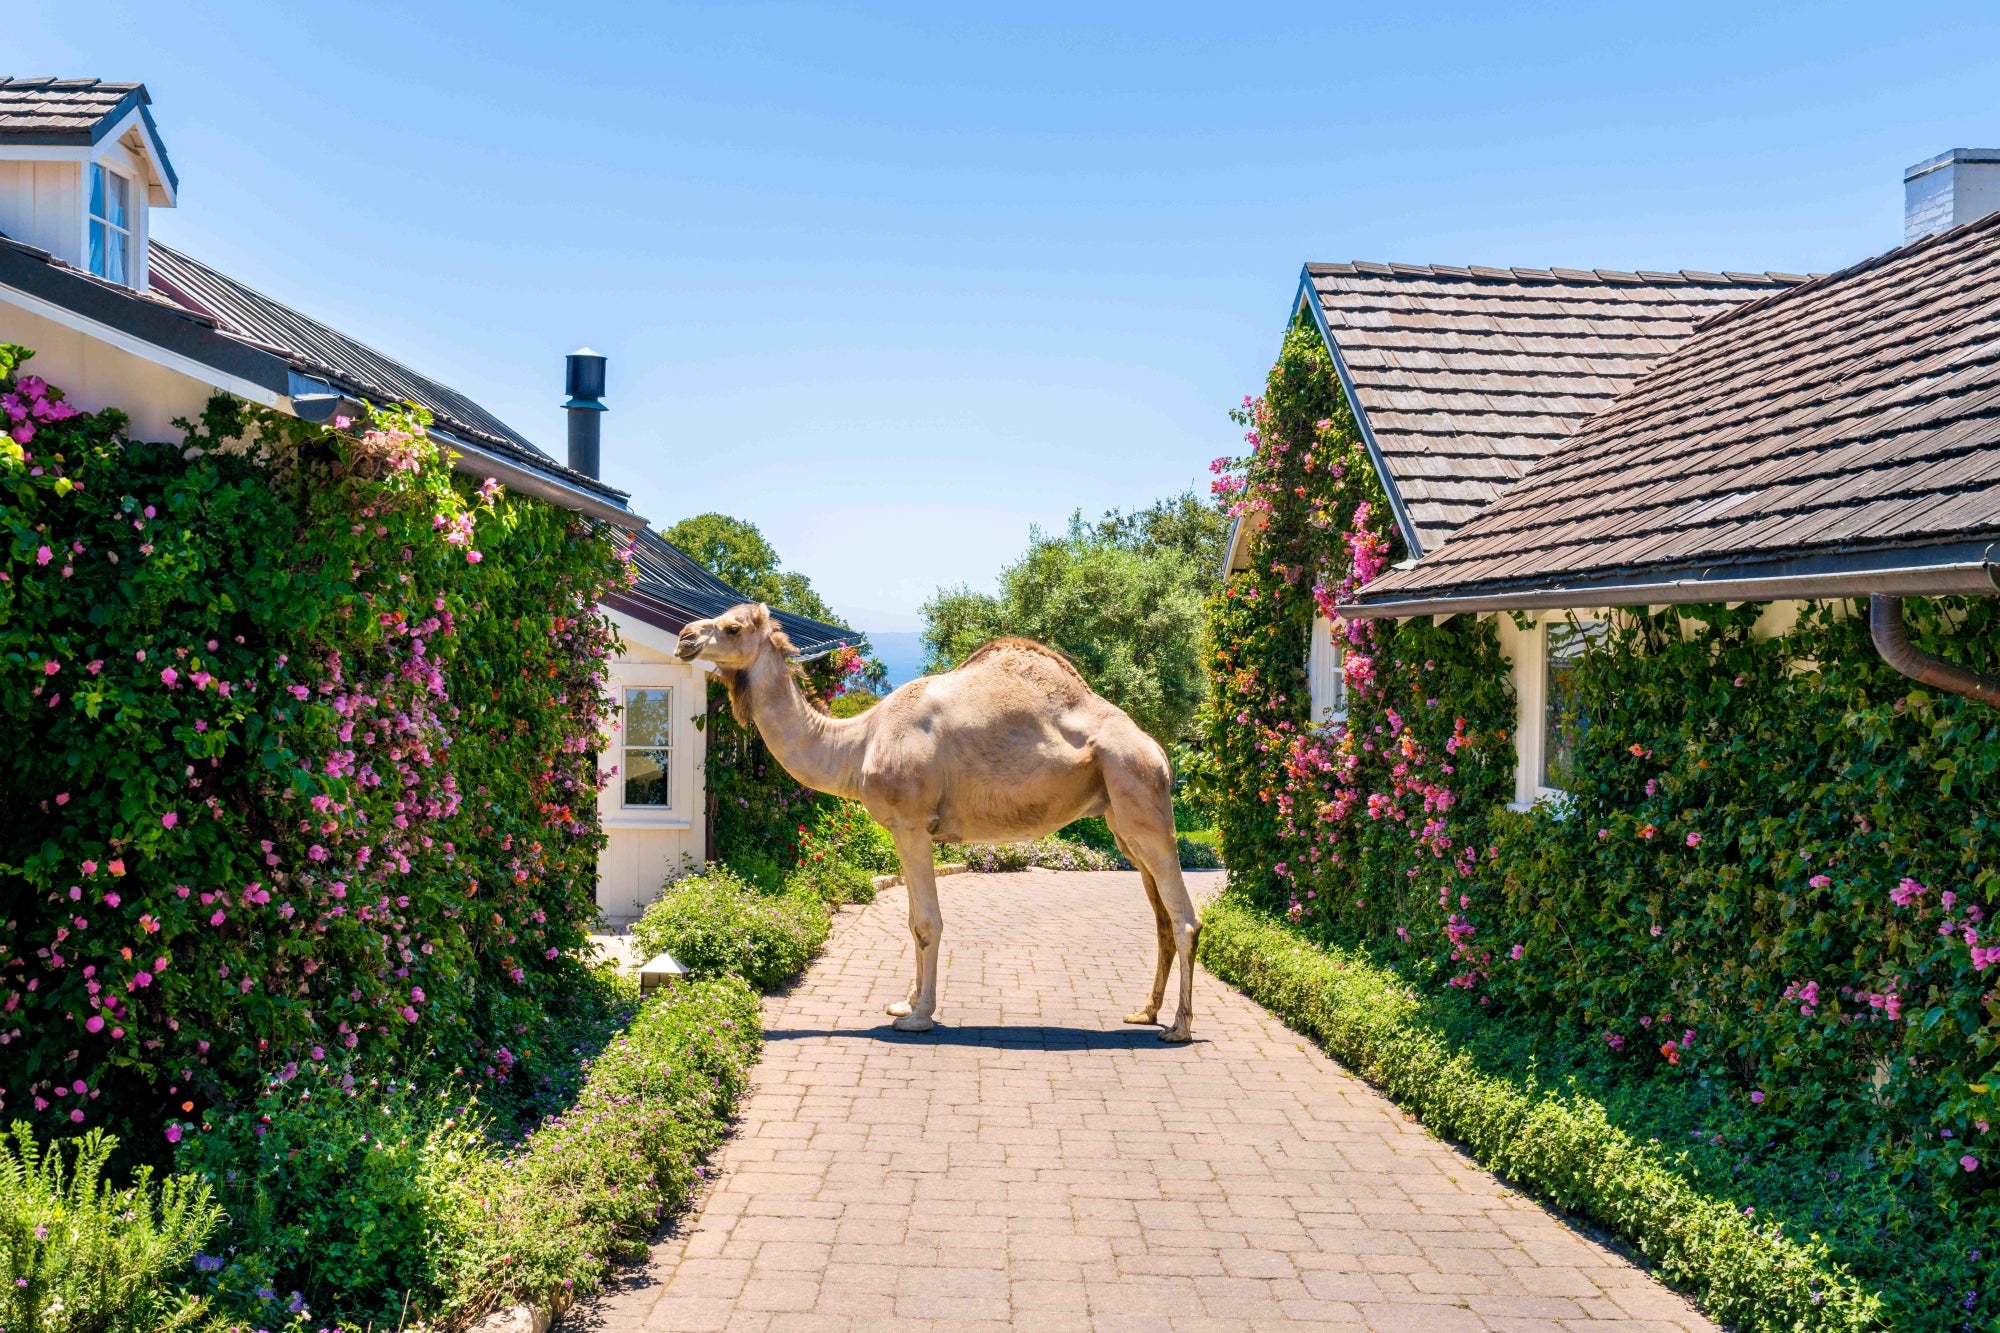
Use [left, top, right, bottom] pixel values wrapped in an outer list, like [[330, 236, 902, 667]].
[[764, 1023, 1199, 1049]]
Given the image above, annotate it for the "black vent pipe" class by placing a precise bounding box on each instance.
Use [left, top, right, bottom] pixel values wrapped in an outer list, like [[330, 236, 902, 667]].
[[564, 348, 607, 479], [1870, 593, 2000, 708]]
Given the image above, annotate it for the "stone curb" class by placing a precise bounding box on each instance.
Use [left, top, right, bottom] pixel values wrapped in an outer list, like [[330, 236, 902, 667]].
[[870, 862, 968, 891]]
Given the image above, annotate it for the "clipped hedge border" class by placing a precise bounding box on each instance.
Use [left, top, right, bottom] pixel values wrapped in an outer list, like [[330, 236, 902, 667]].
[[1197, 896, 1883, 1333], [436, 975, 762, 1327]]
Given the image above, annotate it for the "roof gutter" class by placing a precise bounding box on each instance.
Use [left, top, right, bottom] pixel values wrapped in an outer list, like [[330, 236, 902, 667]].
[[1870, 594, 2000, 707], [431, 427, 648, 527], [1296, 271, 1425, 560], [1341, 541, 2000, 619]]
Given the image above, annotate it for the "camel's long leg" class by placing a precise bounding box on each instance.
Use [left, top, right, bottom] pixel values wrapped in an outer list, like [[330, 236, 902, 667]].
[[1113, 834, 1175, 1025], [1107, 780, 1200, 1043], [887, 826, 942, 1032]]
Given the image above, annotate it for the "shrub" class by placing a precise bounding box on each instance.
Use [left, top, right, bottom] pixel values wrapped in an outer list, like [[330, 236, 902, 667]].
[[171, 1066, 485, 1327], [1199, 895, 1881, 1333], [802, 799, 898, 874], [630, 867, 829, 992], [0, 350, 627, 1149], [1176, 832, 1223, 869], [788, 857, 876, 906], [1, 1123, 219, 1333], [433, 977, 759, 1324], [947, 837, 1125, 873]]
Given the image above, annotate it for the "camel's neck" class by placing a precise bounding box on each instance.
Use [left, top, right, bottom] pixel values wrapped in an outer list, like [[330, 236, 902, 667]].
[[739, 648, 869, 800]]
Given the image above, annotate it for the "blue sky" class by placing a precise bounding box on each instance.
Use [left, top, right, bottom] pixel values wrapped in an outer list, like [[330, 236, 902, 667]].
[[16, 2, 2000, 629]]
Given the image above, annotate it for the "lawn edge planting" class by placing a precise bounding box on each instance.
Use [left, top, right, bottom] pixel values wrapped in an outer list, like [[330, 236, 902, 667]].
[[1198, 895, 1885, 1333]]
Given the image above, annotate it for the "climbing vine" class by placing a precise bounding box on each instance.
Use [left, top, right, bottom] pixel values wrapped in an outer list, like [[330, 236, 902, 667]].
[[0, 345, 629, 1151]]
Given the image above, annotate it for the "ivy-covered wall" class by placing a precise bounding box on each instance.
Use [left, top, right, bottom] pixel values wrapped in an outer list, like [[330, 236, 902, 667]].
[[0, 346, 628, 1151], [1203, 316, 2000, 1326]]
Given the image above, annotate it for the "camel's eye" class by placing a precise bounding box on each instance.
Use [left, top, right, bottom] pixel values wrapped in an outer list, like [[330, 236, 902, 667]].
[[726, 625, 741, 636]]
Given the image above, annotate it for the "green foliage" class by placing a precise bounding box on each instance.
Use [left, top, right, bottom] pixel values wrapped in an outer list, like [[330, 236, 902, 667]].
[[801, 799, 897, 875], [1199, 897, 1882, 1333], [1, 1123, 219, 1333], [922, 488, 1226, 746], [630, 866, 830, 992], [1206, 311, 2000, 1325], [944, 837, 1126, 874], [0, 347, 626, 1150], [431, 977, 759, 1325], [659, 512, 840, 624], [172, 1068, 482, 1327], [1175, 832, 1223, 870]]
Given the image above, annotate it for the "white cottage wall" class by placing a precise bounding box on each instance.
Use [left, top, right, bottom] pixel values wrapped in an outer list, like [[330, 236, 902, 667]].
[[597, 608, 710, 926]]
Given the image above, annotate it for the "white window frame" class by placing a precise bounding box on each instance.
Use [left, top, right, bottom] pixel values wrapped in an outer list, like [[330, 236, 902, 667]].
[[603, 670, 692, 828], [1306, 614, 1348, 726], [87, 163, 134, 287]]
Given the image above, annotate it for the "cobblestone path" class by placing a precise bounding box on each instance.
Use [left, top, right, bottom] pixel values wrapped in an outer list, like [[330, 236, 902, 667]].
[[571, 869, 1713, 1333]]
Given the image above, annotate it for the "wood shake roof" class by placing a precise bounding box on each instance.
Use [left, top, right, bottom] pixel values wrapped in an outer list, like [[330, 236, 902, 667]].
[[0, 77, 143, 140], [1302, 262, 1805, 554], [1353, 211, 2000, 610]]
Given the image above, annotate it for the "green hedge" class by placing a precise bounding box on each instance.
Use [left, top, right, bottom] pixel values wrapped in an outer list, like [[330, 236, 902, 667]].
[[631, 866, 830, 992], [433, 976, 759, 1325], [1199, 895, 1882, 1333]]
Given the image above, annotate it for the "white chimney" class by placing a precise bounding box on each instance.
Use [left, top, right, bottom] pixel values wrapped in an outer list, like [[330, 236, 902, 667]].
[[1905, 149, 2000, 244]]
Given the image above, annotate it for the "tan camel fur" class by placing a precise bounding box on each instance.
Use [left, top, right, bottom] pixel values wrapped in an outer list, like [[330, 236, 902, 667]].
[[675, 603, 1201, 1041]]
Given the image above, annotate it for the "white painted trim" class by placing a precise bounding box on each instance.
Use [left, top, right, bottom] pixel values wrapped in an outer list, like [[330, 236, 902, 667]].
[[0, 282, 282, 407]]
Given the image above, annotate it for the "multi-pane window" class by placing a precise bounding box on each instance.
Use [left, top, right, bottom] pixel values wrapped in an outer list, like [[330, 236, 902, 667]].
[[622, 687, 672, 807], [1541, 623, 1601, 791], [88, 164, 133, 286], [1308, 616, 1348, 724]]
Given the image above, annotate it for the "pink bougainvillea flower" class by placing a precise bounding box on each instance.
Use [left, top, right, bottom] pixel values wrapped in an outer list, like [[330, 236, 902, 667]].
[[54, 792, 68, 804], [85, 1015, 104, 1032], [35, 545, 51, 565], [159, 667, 179, 688], [80, 859, 96, 875], [1890, 877, 1927, 906], [161, 811, 178, 829], [466, 550, 483, 564], [1509, 944, 1524, 959], [209, 911, 226, 927], [1808, 874, 1832, 889], [1685, 832, 1701, 847], [410, 986, 426, 1003], [41, 660, 58, 676], [402, 1006, 419, 1023], [1964, 1155, 1981, 1172], [165, 1123, 183, 1143], [108, 860, 123, 876], [1751, 1090, 1765, 1104], [103, 892, 119, 908]]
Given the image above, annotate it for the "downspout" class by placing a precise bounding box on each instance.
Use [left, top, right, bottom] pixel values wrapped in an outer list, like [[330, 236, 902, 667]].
[[1869, 594, 2000, 707]]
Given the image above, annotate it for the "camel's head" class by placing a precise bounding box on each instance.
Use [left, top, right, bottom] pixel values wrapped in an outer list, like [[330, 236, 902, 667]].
[[677, 604, 798, 726], [675, 602, 779, 670]]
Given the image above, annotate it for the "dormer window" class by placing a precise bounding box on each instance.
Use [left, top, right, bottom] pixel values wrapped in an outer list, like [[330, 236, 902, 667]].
[[88, 164, 133, 285]]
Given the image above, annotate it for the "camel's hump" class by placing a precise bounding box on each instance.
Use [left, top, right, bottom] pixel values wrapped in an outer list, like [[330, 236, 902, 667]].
[[954, 637, 1092, 691]]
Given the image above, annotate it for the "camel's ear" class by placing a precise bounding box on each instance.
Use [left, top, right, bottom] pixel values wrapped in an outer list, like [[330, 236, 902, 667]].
[[752, 602, 772, 628], [717, 665, 755, 729]]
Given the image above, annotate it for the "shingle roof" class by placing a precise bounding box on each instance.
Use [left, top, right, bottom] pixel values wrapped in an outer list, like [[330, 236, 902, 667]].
[[1353, 212, 2000, 607], [147, 241, 625, 502], [620, 530, 856, 658], [0, 77, 141, 140], [1302, 262, 1807, 555]]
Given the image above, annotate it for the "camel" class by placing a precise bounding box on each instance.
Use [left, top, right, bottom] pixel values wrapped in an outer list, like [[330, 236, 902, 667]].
[[674, 603, 1201, 1041]]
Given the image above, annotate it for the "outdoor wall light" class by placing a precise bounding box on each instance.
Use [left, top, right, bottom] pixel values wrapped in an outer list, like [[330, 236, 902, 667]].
[[638, 951, 689, 994]]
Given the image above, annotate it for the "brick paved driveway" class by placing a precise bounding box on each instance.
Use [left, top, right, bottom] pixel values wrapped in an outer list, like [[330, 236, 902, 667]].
[[570, 870, 1713, 1333]]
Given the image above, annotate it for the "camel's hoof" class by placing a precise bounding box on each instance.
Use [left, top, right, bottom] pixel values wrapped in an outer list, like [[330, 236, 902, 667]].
[[1158, 1025, 1193, 1044], [885, 1000, 913, 1018], [892, 1013, 935, 1033], [1122, 1010, 1159, 1025]]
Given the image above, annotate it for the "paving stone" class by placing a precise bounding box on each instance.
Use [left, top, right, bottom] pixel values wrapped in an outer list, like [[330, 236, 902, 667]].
[[566, 871, 1715, 1332]]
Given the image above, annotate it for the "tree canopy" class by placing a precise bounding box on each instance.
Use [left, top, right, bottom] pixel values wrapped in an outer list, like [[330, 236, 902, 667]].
[[920, 489, 1227, 746], [661, 512, 842, 624]]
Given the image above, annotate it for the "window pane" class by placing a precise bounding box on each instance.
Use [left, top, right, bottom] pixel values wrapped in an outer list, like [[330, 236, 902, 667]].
[[89, 164, 106, 221], [105, 169, 129, 228], [104, 225, 127, 285], [89, 219, 109, 279], [624, 748, 671, 806], [1330, 630, 1347, 713], [1542, 624, 1596, 790], [624, 688, 672, 747]]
